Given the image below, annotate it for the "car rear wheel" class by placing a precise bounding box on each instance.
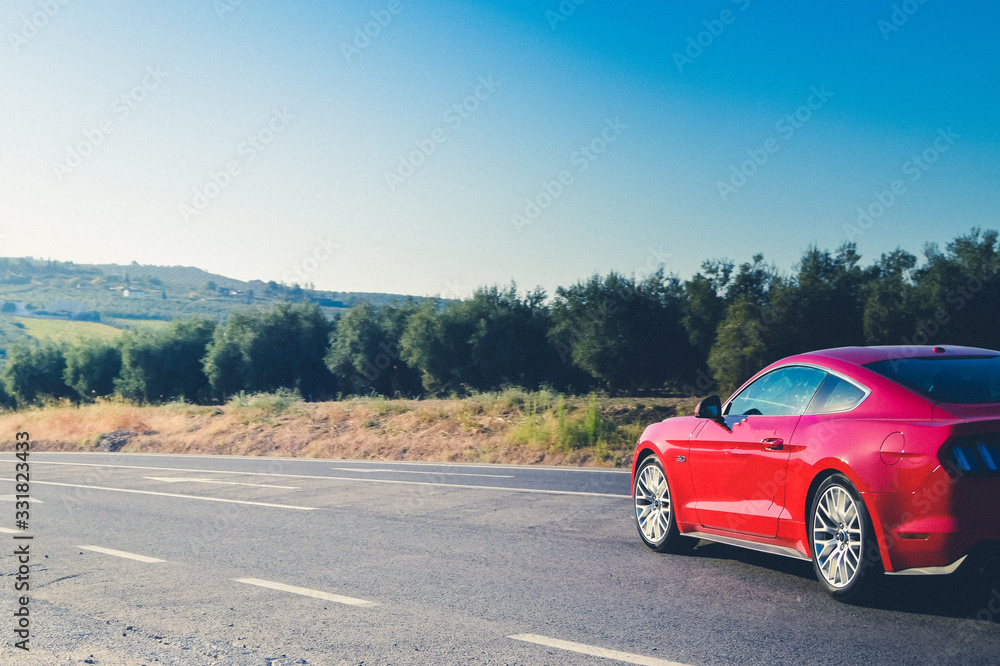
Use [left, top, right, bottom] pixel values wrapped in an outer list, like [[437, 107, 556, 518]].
[[633, 456, 695, 553], [809, 474, 881, 601]]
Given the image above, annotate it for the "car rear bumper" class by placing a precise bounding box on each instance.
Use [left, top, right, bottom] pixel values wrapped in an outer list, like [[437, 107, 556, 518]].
[[867, 465, 1000, 572]]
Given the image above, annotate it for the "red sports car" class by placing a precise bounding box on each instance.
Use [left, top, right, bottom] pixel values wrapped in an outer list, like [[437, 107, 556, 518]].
[[632, 345, 1000, 600]]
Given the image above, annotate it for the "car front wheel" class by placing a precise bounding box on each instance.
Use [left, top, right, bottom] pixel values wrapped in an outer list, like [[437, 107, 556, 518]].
[[633, 456, 695, 553], [809, 474, 881, 601]]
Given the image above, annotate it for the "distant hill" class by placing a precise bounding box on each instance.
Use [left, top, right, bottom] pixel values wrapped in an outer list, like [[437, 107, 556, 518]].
[[90, 262, 251, 291], [0, 257, 422, 356], [88, 261, 413, 307]]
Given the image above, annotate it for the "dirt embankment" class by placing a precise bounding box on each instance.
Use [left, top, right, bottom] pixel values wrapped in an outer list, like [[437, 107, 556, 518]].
[[0, 393, 701, 467]]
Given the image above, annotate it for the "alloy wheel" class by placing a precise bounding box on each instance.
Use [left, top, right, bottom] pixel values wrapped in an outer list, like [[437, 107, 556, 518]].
[[634, 462, 671, 544], [812, 484, 864, 588]]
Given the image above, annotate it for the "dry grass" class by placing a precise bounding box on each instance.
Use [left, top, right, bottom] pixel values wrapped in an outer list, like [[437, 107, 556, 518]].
[[0, 391, 702, 468]]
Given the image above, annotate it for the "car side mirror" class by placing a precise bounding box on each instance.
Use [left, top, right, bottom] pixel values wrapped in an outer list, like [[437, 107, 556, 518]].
[[695, 395, 731, 432], [695, 395, 722, 419]]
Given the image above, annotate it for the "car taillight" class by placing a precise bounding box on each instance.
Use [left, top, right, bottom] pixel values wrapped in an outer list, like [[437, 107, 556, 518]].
[[943, 434, 1000, 477]]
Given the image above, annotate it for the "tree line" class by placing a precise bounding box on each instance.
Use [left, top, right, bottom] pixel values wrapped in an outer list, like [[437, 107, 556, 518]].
[[3, 229, 1000, 408]]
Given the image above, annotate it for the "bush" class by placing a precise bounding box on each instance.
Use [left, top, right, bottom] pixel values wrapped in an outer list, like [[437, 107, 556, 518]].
[[227, 388, 303, 416]]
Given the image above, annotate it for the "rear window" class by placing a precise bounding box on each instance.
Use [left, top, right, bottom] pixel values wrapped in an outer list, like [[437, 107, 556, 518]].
[[865, 356, 1000, 404]]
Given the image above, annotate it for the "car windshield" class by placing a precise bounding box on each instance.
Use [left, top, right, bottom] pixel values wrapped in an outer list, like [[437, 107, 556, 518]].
[[865, 355, 1000, 404]]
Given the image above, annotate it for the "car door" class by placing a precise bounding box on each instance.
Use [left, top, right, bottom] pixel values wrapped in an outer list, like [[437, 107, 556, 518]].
[[687, 365, 827, 537]]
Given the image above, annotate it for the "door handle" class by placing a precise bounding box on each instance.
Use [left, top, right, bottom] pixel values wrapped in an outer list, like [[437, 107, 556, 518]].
[[762, 437, 784, 451]]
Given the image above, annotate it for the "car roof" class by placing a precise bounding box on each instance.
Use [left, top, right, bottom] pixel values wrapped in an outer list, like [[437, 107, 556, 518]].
[[796, 345, 1000, 366]]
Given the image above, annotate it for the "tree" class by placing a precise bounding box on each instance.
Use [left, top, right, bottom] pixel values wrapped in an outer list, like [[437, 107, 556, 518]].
[[460, 285, 560, 391], [912, 229, 1000, 349], [549, 272, 694, 392], [326, 302, 421, 396], [117, 318, 216, 403], [723, 254, 777, 306], [862, 249, 919, 344], [63, 339, 122, 401], [400, 286, 566, 395], [3, 343, 74, 406], [203, 303, 335, 400], [707, 299, 769, 396], [399, 299, 450, 395], [682, 272, 726, 362], [764, 243, 867, 359], [0, 381, 13, 410]]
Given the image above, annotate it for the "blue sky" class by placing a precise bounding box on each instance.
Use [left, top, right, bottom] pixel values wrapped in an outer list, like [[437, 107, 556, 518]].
[[1, 0, 997, 298]]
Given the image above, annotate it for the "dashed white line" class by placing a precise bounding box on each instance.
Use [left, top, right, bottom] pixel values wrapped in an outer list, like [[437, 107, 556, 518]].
[[33, 481, 318, 510], [77, 545, 166, 563], [0, 495, 44, 503], [233, 578, 377, 607], [330, 467, 514, 478], [508, 634, 691, 666], [0, 527, 19, 534], [32, 462, 628, 498], [143, 476, 299, 489]]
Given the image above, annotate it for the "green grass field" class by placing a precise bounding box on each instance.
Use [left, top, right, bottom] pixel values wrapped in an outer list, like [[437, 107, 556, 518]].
[[13, 316, 125, 342], [105, 318, 171, 331]]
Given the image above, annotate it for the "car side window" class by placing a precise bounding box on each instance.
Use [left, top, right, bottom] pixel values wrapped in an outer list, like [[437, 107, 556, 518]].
[[805, 374, 867, 414], [725, 366, 828, 417]]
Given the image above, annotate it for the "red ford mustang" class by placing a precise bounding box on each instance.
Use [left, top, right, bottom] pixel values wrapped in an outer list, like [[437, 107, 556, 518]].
[[632, 345, 1000, 600]]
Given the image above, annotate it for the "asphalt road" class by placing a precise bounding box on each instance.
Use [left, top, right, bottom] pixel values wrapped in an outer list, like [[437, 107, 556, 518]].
[[3, 452, 1000, 665]]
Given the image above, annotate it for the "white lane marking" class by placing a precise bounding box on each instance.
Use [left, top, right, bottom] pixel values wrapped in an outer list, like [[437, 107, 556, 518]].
[[143, 476, 299, 489], [0, 527, 20, 534], [508, 634, 691, 666], [233, 577, 377, 607], [77, 545, 166, 563], [31, 451, 631, 473], [33, 462, 628, 498], [0, 495, 43, 503], [330, 467, 513, 478], [33, 481, 318, 510]]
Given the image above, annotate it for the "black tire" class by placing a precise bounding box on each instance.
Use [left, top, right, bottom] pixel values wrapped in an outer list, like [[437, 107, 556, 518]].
[[633, 456, 696, 554], [809, 474, 882, 601]]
